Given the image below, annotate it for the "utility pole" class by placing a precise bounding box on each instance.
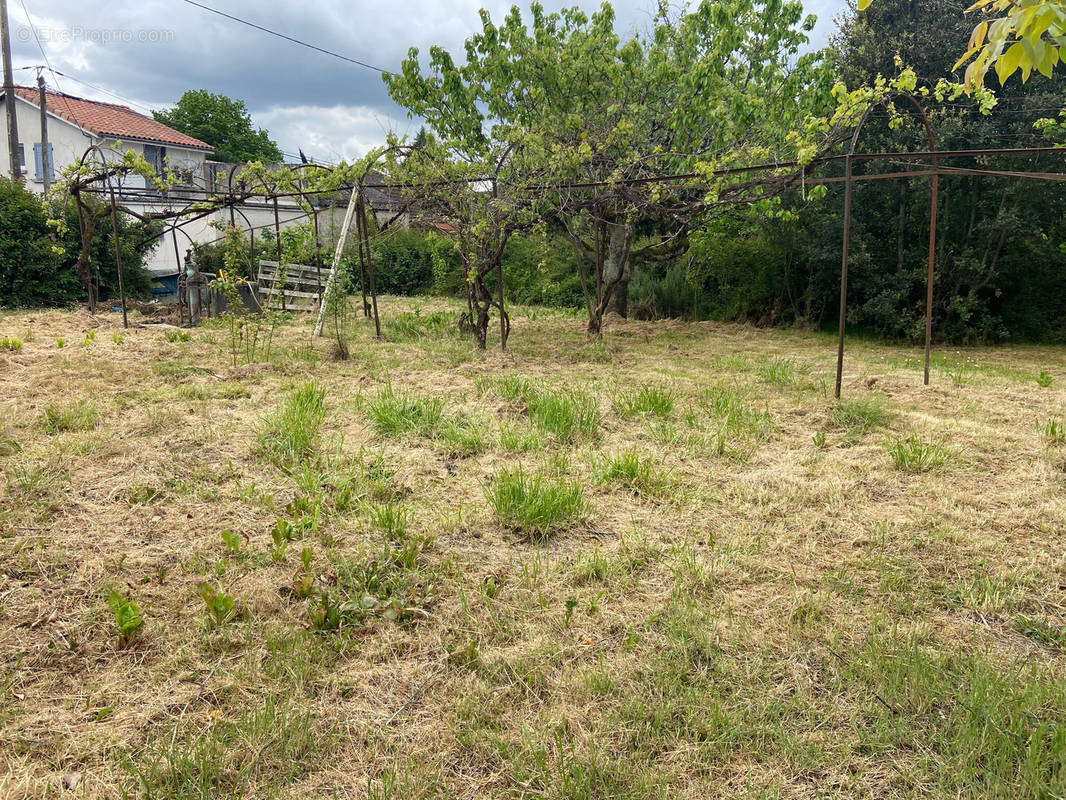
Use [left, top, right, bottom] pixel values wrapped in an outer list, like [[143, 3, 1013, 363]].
[[37, 70, 48, 191], [0, 0, 21, 182]]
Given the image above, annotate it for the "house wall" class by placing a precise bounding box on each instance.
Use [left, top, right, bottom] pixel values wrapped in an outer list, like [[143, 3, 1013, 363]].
[[0, 95, 95, 190], [134, 200, 350, 276], [0, 96, 210, 193]]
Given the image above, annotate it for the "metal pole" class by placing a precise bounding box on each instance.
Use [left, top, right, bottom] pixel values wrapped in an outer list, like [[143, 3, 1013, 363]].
[[835, 153, 853, 400], [360, 194, 381, 338], [923, 156, 939, 386], [1, 0, 21, 181], [171, 227, 185, 325], [272, 194, 285, 311], [107, 181, 128, 329], [37, 72, 48, 192], [355, 201, 369, 317]]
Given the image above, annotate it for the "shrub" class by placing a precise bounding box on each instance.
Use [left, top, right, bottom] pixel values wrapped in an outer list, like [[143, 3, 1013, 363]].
[[369, 230, 436, 295], [256, 382, 326, 468], [0, 336, 22, 351], [486, 468, 588, 539]]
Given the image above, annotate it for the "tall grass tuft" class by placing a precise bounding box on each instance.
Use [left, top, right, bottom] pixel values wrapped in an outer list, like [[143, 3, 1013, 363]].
[[366, 386, 444, 437], [613, 383, 675, 419], [594, 450, 670, 498], [528, 388, 600, 442], [757, 358, 798, 386], [256, 382, 326, 468], [486, 468, 588, 539], [41, 400, 100, 433], [886, 434, 951, 473]]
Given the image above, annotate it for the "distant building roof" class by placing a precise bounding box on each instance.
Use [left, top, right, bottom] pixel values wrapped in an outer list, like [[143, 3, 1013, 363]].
[[7, 86, 213, 151]]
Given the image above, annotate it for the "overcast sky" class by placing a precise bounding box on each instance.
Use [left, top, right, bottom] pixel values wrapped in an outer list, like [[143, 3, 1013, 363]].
[[10, 0, 847, 163]]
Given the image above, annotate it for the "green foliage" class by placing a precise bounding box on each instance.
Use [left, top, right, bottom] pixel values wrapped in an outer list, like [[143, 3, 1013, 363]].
[[107, 590, 144, 644], [1013, 614, 1066, 652], [154, 90, 283, 163], [41, 400, 100, 433], [198, 582, 237, 627], [164, 329, 191, 343], [886, 434, 952, 472], [485, 467, 588, 539], [220, 529, 242, 556], [0, 179, 154, 308], [368, 503, 408, 538], [1038, 370, 1053, 388], [370, 231, 436, 295], [256, 382, 326, 469], [0, 336, 22, 351]]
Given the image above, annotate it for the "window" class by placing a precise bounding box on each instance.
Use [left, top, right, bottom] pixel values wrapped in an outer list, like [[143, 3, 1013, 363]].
[[143, 144, 166, 174], [16, 143, 26, 174], [33, 143, 54, 181]]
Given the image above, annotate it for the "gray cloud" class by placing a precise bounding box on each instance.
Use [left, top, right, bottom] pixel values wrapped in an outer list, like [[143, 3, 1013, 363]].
[[10, 0, 846, 162]]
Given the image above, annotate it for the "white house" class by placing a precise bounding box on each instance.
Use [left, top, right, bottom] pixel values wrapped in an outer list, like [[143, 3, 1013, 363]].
[[0, 85, 214, 192], [0, 86, 318, 276]]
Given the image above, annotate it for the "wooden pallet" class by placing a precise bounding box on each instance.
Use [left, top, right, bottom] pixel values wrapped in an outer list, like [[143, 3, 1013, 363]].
[[256, 260, 326, 312]]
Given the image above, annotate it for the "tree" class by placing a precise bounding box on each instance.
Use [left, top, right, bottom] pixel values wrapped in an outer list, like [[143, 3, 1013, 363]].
[[860, 0, 1066, 87], [153, 90, 283, 163], [384, 1, 838, 336]]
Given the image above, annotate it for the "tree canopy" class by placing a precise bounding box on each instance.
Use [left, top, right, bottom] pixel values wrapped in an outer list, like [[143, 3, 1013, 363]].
[[153, 89, 284, 163]]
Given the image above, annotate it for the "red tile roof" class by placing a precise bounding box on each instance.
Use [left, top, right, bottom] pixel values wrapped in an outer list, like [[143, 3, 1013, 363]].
[[10, 86, 213, 151]]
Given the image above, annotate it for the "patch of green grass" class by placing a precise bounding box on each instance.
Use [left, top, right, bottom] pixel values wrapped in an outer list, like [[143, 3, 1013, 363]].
[[829, 396, 892, 435], [485, 467, 588, 539], [365, 386, 444, 437], [613, 383, 675, 419], [499, 423, 543, 453], [384, 311, 460, 342], [437, 417, 486, 457], [886, 434, 952, 473], [496, 374, 537, 402], [368, 502, 408, 538], [949, 573, 1016, 613], [528, 388, 600, 443], [255, 382, 326, 469], [1013, 615, 1066, 652], [124, 696, 326, 798], [1037, 370, 1053, 388], [217, 383, 252, 400], [757, 358, 799, 385], [1042, 416, 1065, 445], [40, 399, 100, 433], [593, 450, 671, 498], [0, 336, 22, 351], [837, 626, 1066, 797], [697, 387, 773, 438]]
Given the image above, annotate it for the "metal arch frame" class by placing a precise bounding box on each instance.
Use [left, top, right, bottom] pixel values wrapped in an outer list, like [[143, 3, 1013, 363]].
[[835, 92, 939, 399]]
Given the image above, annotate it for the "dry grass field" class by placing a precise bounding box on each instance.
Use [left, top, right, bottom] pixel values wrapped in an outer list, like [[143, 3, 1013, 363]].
[[1, 297, 1065, 799]]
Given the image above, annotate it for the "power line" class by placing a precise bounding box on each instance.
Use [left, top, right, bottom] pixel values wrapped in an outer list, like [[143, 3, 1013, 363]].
[[180, 0, 387, 73]]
